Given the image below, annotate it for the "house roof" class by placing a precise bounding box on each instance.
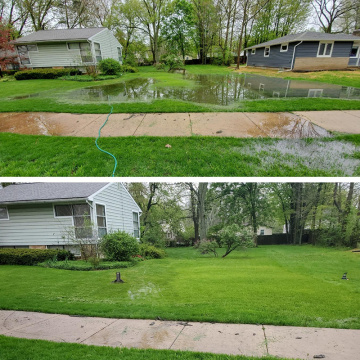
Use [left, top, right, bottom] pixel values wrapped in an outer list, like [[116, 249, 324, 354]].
[[13, 27, 106, 44], [0, 183, 108, 204], [245, 31, 360, 50]]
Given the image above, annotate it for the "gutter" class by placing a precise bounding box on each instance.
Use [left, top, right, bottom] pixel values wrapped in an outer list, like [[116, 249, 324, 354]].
[[290, 41, 303, 71], [0, 198, 88, 205]]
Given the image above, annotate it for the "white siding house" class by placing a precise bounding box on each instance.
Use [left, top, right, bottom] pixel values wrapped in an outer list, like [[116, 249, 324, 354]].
[[257, 226, 273, 236], [0, 183, 141, 253], [13, 28, 122, 69]]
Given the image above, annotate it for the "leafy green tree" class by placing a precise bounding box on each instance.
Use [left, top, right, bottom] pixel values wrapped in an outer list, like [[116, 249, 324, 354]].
[[161, 0, 195, 61], [220, 224, 253, 258]]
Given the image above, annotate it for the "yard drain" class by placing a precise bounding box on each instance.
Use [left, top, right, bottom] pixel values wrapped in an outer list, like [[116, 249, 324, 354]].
[[95, 106, 118, 177]]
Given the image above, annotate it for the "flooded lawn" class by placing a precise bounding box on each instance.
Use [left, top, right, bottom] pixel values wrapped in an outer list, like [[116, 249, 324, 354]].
[[62, 73, 360, 106]]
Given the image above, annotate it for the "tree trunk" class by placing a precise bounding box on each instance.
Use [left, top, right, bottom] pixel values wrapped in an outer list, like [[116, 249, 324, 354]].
[[198, 183, 208, 240]]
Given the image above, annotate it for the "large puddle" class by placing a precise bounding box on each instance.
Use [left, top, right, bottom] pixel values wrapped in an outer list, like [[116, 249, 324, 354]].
[[61, 73, 360, 106]]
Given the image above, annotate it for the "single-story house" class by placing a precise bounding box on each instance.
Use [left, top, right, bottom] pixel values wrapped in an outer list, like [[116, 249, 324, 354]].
[[0, 182, 141, 255], [245, 31, 360, 71], [12, 27, 122, 70], [257, 226, 272, 236]]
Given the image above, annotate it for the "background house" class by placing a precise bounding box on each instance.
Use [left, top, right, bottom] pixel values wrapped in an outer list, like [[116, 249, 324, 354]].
[[0, 183, 141, 255], [12, 27, 122, 70], [245, 31, 360, 71], [257, 226, 273, 236]]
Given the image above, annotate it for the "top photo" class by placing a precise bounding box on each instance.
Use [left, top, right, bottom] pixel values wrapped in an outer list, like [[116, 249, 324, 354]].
[[0, 0, 360, 177]]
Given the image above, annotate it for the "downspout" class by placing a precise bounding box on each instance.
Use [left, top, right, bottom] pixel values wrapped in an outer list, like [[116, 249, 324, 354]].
[[289, 41, 303, 71]]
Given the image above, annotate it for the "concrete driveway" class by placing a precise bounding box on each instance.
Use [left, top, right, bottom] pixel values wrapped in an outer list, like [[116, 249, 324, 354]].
[[1, 310, 359, 360], [2, 111, 360, 138]]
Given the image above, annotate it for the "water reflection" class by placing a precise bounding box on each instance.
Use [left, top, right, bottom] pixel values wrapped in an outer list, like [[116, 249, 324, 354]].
[[65, 73, 360, 106]]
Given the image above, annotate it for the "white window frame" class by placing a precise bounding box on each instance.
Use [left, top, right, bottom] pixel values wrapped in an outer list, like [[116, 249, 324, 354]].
[[280, 43, 288, 52], [27, 44, 38, 52], [317, 41, 334, 57], [251, 48, 256, 55], [0, 206, 9, 220], [117, 47, 122, 62], [308, 89, 323, 98], [133, 212, 140, 239], [67, 42, 80, 51], [350, 45, 360, 58], [260, 229, 265, 235], [95, 202, 107, 238], [264, 46, 270, 57], [17, 45, 32, 65], [94, 42, 102, 63], [53, 204, 74, 219]]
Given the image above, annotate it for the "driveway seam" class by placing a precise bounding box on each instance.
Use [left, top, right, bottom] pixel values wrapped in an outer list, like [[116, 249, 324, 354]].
[[79, 318, 119, 344], [72, 114, 105, 136], [343, 110, 360, 119], [189, 113, 193, 135], [168, 324, 186, 350], [262, 325, 269, 355], [133, 113, 147, 136], [242, 112, 268, 137]]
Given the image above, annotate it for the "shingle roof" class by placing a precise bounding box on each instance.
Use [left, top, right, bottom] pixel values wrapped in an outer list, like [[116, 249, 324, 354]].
[[13, 28, 106, 44], [245, 31, 360, 50], [0, 183, 108, 203]]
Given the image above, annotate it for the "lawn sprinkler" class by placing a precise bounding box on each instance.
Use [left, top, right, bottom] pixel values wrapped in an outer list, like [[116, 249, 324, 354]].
[[341, 272, 349, 280]]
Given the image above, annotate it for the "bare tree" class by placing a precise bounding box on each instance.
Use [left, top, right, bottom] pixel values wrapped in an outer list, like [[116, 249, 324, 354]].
[[312, 0, 356, 33]]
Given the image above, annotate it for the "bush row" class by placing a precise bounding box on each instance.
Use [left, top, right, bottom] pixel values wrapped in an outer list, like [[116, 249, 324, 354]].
[[14, 68, 81, 80], [0, 248, 74, 265], [38, 260, 134, 271], [139, 244, 166, 259], [1, 70, 18, 76]]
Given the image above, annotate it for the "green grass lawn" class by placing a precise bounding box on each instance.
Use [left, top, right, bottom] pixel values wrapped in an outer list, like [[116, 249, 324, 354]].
[[0, 336, 293, 360], [1, 246, 359, 329], [1, 133, 360, 176], [0, 65, 359, 113]]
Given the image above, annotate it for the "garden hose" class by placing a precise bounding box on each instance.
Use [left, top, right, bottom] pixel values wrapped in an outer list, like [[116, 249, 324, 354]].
[[95, 106, 118, 177]]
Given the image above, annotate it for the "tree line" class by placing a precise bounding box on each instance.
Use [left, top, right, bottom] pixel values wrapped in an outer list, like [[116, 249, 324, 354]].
[[1, 0, 359, 67], [127, 182, 360, 249]]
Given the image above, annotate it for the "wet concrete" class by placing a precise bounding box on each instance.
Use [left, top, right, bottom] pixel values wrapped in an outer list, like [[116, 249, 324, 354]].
[[0, 111, 349, 138], [1, 310, 360, 360]]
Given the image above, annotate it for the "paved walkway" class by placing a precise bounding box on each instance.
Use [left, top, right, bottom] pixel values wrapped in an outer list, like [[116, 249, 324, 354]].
[[1, 110, 360, 138], [1, 310, 359, 359]]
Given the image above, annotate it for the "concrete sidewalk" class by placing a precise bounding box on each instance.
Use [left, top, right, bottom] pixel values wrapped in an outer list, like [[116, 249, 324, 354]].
[[1, 310, 359, 359], [1, 110, 360, 138]]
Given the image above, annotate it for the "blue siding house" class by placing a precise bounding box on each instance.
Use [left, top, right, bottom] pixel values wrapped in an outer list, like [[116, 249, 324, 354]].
[[245, 31, 360, 71]]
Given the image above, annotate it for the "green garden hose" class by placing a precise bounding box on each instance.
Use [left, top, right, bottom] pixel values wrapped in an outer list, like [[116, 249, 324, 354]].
[[95, 106, 118, 177]]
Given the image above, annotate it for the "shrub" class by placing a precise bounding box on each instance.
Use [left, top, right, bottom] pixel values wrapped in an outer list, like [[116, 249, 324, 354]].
[[2, 70, 17, 76], [120, 65, 138, 73], [164, 55, 184, 72], [154, 62, 166, 71], [139, 244, 166, 259], [197, 239, 218, 257], [100, 231, 139, 261], [98, 58, 122, 75], [14, 68, 81, 80], [0, 248, 74, 266]]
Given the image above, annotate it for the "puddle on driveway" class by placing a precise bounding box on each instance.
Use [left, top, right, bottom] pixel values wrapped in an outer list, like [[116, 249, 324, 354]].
[[0, 113, 58, 135], [246, 113, 332, 138], [60, 74, 360, 106]]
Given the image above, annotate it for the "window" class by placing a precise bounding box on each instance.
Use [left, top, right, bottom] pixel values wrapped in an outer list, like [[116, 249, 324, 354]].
[[94, 42, 102, 62], [308, 89, 323, 98], [133, 212, 140, 238], [80, 42, 93, 63], [117, 47, 122, 62], [27, 44, 38, 52], [54, 204, 92, 238], [67, 42, 80, 50], [280, 43, 288, 52], [317, 42, 333, 57], [54, 205, 72, 217], [350, 46, 359, 58], [17, 45, 31, 65], [0, 207, 9, 220], [264, 46, 270, 57], [260, 229, 265, 235], [96, 204, 107, 237], [251, 48, 256, 55]]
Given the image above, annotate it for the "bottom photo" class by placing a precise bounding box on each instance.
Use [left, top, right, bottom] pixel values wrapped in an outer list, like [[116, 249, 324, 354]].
[[0, 181, 359, 360]]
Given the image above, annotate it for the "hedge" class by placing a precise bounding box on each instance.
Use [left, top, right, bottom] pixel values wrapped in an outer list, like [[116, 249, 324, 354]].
[[0, 248, 74, 265], [14, 68, 81, 80], [1, 70, 18, 76]]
